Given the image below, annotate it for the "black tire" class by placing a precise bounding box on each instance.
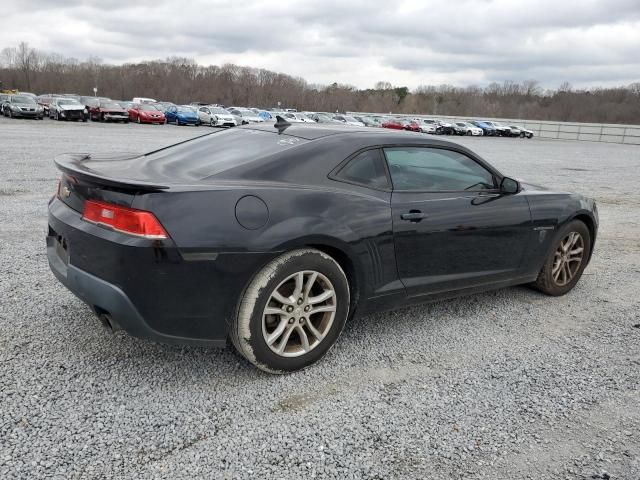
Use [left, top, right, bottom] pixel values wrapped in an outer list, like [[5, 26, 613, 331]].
[[56, 111, 61, 121], [231, 248, 350, 373], [209, 118, 215, 127], [532, 220, 591, 296], [8, 109, 13, 118], [466, 130, 472, 136], [520, 132, 525, 138], [527, 133, 533, 139]]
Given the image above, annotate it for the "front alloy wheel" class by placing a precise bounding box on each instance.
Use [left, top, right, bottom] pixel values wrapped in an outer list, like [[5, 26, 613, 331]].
[[231, 248, 350, 373], [533, 220, 591, 296], [551, 232, 584, 287]]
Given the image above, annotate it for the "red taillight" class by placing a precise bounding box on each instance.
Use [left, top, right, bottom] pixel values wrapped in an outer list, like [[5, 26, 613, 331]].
[[82, 200, 168, 239]]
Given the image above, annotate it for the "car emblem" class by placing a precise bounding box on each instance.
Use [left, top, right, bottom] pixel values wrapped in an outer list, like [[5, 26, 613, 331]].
[[62, 186, 72, 198]]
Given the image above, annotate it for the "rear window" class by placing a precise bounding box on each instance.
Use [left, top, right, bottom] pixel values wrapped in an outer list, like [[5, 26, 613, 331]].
[[144, 128, 309, 180]]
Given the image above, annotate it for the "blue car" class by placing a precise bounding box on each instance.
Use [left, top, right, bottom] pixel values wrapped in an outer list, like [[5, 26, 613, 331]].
[[165, 105, 199, 126], [472, 120, 497, 136], [258, 110, 274, 122]]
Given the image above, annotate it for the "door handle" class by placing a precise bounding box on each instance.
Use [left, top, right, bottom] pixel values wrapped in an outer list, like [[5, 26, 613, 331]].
[[401, 210, 427, 222]]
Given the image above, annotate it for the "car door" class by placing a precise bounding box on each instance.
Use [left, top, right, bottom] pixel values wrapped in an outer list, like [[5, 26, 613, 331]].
[[166, 106, 176, 122], [385, 145, 534, 297], [199, 107, 211, 124]]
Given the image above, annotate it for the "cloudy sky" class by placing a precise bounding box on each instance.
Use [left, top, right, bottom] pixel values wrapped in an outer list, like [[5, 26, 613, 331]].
[[2, 0, 639, 89]]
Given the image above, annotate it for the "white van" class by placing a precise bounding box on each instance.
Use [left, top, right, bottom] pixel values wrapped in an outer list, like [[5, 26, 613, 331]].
[[132, 97, 157, 104]]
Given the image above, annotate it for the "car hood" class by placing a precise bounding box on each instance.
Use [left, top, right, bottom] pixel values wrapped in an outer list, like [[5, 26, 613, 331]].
[[177, 112, 197, 117], [140, 110, 164, 116], [12, 103, 38, 108], [519, 181, 550, 192]]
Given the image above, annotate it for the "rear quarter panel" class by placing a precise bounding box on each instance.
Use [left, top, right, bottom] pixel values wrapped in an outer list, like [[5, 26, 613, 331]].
[[134, 184, 397, 302]]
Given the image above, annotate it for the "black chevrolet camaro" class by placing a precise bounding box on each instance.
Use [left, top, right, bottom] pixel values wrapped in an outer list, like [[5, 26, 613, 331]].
[[47, 122, 598, 373]]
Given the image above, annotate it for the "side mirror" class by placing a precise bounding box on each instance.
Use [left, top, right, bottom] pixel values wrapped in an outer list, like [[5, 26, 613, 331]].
[[500, 177, 520, 194]]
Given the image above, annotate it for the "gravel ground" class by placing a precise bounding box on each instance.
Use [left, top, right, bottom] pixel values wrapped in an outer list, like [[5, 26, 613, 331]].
[[1, 117, 639, 479]]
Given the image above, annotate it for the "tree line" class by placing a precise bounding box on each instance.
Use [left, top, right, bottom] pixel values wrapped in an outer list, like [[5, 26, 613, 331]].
[[2, 42, 639, 125]]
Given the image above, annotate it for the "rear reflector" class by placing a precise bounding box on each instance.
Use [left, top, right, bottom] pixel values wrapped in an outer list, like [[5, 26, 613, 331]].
[[82, 200, 168, 239]]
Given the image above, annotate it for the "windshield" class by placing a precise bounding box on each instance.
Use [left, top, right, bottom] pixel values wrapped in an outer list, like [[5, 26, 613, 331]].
[[139, 104, 159, 111], [12, 96, 35, 104], [58, 99, 81, 106], [238, 110, 255, 116], [211, 107, 228, 114], [100, 102, 121, 109], [177, 107, 194, 113]]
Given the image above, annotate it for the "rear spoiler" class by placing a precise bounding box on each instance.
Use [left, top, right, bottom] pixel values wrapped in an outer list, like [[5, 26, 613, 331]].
[[54, 153, 170, 191]]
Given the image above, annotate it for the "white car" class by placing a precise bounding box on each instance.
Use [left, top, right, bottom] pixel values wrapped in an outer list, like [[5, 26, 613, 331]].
[[198, 106, 238, 127], [229, 108, 264, 123], [283, 112, 315, 123], [413, 118, 438, 134], [455, 122, 484, 136], [332, 114, 365, 127], [511, 125, 534, 139], [49, 97, 87, 122]]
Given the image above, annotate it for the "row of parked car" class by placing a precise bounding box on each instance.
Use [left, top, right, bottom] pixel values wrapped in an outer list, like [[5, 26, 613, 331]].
[[0, 91, 534, 138]]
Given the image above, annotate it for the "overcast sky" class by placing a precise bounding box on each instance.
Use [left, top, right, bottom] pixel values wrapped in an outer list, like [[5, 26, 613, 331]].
[[2, 0, 639, 90]]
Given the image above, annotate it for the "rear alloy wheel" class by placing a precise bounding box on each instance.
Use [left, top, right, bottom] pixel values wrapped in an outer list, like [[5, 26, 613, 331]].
[[231, 248, 350, 373], [533, 220, 591, 296]]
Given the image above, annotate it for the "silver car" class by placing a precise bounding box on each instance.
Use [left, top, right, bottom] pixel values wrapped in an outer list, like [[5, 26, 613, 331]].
[[2, 95, 44, 119], [198, 106, 238, 127], [49, 97, 87, 122]]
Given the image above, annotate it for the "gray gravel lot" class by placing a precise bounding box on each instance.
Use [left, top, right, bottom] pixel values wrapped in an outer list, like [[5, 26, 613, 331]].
[[1, 117, 639, 479]]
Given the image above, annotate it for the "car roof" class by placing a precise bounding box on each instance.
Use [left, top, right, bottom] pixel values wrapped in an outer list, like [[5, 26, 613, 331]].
[[241, 123, 470, 145]]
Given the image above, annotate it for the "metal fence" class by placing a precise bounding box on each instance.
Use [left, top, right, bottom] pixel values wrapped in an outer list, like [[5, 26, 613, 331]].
[[348, 112, 640, 145]]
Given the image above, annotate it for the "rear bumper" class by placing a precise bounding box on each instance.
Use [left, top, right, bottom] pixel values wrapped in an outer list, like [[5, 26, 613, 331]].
[[46, 198, 239, 347], [47, 197, 277, 347], [47, 238, 152, 338]]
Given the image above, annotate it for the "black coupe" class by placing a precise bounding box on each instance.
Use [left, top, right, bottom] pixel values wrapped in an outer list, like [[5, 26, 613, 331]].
[[47, 122, 598, 373]]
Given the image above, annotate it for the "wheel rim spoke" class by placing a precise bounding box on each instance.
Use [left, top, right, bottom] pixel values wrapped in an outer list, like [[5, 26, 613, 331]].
[[275, 325, 296, 354], [308, 290, 334, 305], [272, 291, 294, 307], [303, 272, 318, 300], [305, 321, 324, 341], [296, 325, 310, 352], [292, 272, 304, 299], [309, 305, 336, 315], [266, 318, 289, 346], [264, 307, 287, 317]]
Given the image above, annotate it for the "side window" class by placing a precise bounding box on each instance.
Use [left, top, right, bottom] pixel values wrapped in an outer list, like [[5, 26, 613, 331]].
[[384, 147, 496, 192], [335, 149, 389, 190]]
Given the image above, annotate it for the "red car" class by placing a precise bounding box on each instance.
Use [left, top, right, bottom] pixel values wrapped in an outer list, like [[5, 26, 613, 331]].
[[402, 119, 421, 132], [128, 104, 166, 124], [89, 100, 129, 123], [381, 118, 405, 130]]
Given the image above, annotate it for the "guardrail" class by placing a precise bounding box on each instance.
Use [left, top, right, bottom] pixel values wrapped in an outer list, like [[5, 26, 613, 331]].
[[348, 112, 640, 145]]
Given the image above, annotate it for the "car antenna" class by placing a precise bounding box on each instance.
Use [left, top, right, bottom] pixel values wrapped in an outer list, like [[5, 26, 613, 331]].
[[274, 115, 291, 134]]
